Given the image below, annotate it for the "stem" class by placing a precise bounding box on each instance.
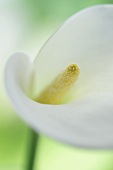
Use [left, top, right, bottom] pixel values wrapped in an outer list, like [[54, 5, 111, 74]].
[[26, 129, 39, 170]]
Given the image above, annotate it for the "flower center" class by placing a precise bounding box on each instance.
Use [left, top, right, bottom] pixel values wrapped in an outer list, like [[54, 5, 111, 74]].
[[36, 64, 80, 104]]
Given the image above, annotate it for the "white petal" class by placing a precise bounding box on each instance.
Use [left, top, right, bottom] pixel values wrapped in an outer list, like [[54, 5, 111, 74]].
[[33, 5, 113, 101], [5, 5, 113, 149]]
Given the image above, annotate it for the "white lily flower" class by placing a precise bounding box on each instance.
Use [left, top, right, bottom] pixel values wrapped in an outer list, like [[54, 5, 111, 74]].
[[5, 5, 113, 149]]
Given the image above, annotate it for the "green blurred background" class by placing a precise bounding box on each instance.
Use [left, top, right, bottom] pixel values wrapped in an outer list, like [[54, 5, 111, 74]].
[[1, 0, 113, 170]]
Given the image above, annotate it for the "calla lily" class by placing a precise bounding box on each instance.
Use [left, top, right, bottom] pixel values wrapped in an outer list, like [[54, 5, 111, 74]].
[[5, 5, 113, 149]]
